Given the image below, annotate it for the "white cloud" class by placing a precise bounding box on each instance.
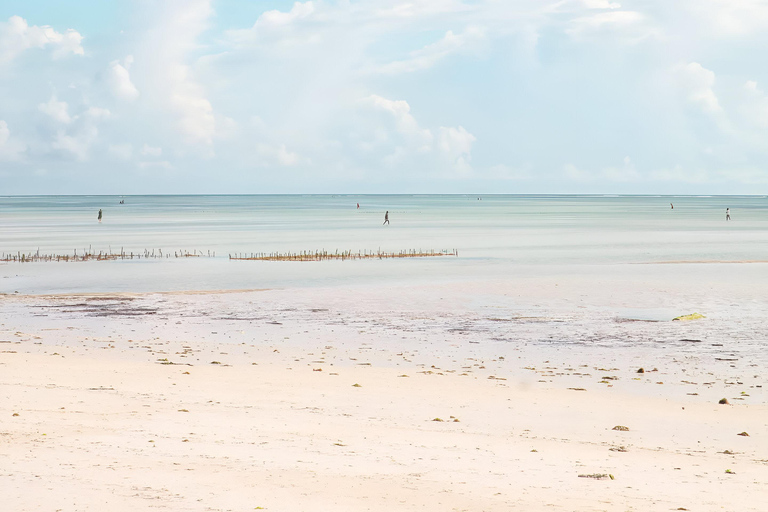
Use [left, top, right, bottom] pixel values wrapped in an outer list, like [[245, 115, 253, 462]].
[[0, 15, 83, 64], [551, 0, 621, 12], [356, 93, 479, 177], [38, 95, 72, 124], [486, 164, 533, 180], [650, 165, 710, 183], [254, 143, 304, 167], [567, 10, 646, 38], [713, 166, 768, 183], [256, 1, 315, 29], [688, 0, 768, 37], [0, 120, 26, 160], [564, 163, 593, 181], [86, 106, 111, 120], [48, 105, 110, 161], [140, 0, 220, 147], [169, 67, 216, 145], [108, 143, 133, 160], [107, 56, 140, 101], [138, 160, 174, 170], [674, 62, 721, 113], [276, 144, 300, 166], [438, 125, 476, 174], [374, 1, 472, 19], [439, 126, 475, 156], [227, 1, 317, 48], [741, 80, 768, 128], [603, 155, 640, 181], [364, 94, 433, 149], [52, 128, 97, 161], [141, 143, 163, 157], [373, 26, 487, 74], [360, 94, 478, 175], [581, 0, 621, 8], [9, 0, 768, 192]]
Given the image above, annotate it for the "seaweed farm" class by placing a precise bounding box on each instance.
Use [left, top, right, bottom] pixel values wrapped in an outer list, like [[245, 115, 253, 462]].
[[229, 249, 458, 261], [0, 248, 457, 263], [0, 249, 210, 262]]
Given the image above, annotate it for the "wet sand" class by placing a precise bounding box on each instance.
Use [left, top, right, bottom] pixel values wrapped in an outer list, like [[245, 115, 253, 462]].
[[1, 265, 767, 511]]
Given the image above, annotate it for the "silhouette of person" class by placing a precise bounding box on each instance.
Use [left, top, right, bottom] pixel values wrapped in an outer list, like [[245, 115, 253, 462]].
[[726, 208, 730, 221], [383, 211, 389, 225], [98, 209, 103, 222]]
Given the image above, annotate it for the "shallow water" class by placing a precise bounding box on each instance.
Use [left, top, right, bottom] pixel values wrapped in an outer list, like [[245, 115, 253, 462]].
[[1, 195, 767, 293]]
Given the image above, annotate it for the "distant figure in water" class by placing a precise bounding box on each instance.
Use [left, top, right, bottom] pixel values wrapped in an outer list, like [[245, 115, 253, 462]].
[[357, 203, 360, 209], [726, 208, 730, 221], [383, 211, 389, 225], [670, 203, 674, 209], [98, 209, 103, 222]]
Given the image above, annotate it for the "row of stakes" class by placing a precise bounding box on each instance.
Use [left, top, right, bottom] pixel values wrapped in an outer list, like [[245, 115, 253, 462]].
[[229, 249, 458, 261], [1, 248, 458, 263], [0, 248, 209, 262]]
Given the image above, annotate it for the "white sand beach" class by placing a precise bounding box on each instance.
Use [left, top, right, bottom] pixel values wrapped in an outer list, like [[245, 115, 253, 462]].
[[2, 263, 767, 511]]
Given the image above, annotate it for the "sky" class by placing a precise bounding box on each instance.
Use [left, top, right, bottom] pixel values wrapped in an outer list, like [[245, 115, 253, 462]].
[[1, 0, 768, 194]]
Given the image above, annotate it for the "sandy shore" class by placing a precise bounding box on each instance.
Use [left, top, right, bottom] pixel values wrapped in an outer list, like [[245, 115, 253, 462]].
[[1, 267, 767, 511]]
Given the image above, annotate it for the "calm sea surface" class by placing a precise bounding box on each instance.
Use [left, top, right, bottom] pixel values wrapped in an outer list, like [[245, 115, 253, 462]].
[[1, 195, 767, 293]]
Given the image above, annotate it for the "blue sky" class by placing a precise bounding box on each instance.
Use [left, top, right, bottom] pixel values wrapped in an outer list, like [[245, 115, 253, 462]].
[[1, 0, 768, 194]]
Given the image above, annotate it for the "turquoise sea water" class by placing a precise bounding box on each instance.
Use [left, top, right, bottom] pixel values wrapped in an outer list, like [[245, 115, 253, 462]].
[[1, 195, 767, 293]]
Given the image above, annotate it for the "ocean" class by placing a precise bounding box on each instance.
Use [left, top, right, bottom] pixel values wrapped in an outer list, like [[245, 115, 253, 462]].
[[1, 194, 767, 294]]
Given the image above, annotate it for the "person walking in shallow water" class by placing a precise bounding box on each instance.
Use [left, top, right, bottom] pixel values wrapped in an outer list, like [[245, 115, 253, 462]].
[[98, 209, 102, 223], [726, 208, 730, 221], [383, 211, 389, 225]]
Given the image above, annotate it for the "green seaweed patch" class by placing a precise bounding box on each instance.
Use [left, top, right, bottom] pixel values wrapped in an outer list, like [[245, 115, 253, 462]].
[[672, 313, 705, 321]]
